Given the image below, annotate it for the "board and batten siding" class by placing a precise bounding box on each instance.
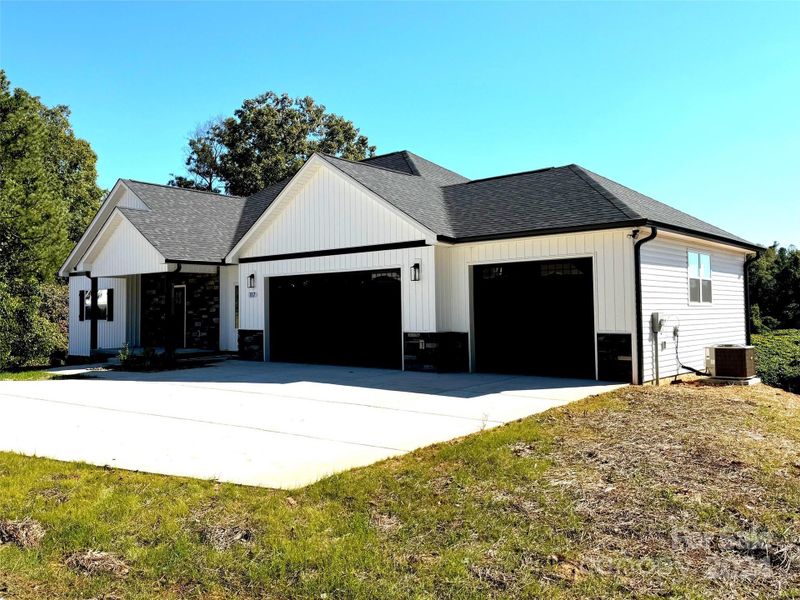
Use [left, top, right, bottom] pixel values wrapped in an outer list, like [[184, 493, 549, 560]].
[[80, 212, 166, 278], [97, 277, 126, 349], [219, 265, 239, 351], [435, 229, 637, 336], [238, 165, 430, 260], [68, 276, 92, 356], [237, 245, 436, 335], [640, 232, 748, 382]]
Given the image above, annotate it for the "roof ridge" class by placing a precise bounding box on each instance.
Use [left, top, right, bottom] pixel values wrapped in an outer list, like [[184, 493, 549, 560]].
[[399, 151, 421, 176], [566, 165, 643, 221], [455, 165, 558, 187], [123, 179, 244, 199], [320, 153, 421, 177]]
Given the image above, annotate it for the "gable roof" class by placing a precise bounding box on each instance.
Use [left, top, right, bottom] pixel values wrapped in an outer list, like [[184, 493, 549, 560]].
[[118, 180, 280, 263], [69, 151, 756, 272]]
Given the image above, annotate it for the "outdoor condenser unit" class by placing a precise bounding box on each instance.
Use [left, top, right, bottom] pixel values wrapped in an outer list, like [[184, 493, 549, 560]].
[[705, 345, 756, 379]]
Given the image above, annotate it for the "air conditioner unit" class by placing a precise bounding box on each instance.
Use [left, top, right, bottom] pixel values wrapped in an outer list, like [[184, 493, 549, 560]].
[[705, 345, 756, 379]]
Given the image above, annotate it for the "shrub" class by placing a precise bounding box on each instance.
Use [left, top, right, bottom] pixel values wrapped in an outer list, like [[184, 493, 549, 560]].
[[0, 282, 67, 370], [752, 329, 800, 393]]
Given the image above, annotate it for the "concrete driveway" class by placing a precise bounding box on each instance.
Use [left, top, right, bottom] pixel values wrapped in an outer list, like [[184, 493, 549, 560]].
[[0, 360, 624, 488]]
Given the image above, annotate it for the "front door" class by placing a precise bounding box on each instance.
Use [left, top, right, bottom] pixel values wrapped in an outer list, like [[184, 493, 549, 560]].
[[172, 284, 187, 348]]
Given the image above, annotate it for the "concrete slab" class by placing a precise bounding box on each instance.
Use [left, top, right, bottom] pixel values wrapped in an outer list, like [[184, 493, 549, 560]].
[[0, 360, 624, 488]]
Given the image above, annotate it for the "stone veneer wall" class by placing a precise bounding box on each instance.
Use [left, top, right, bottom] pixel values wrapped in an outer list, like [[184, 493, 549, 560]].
[[237, 329, 264, 361], [141, 273, 220, 350]]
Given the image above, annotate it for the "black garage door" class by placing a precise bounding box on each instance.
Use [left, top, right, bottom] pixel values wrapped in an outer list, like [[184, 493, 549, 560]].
[[269, 269, 401, 369], [473, 258, 595, 379]]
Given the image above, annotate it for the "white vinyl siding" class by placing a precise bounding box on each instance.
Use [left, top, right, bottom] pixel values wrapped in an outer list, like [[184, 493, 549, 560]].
[[435, 229, 636, 335], [96, 277, 126, 349], [640, 232, 747, 382], [238, 165, 429, 260], [219, 265, 239, 351], [68, 276, 92, 356], [238, 245, 436, 335]]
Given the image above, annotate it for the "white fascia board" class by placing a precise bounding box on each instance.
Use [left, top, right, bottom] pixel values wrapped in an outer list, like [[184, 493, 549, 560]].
[[225, 154, 438, 262], [59, 180, 149, 276]]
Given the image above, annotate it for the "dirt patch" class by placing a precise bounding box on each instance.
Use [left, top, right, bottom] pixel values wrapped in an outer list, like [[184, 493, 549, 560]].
[[65, 550, 129, 577], [0, 518, 46, 548]]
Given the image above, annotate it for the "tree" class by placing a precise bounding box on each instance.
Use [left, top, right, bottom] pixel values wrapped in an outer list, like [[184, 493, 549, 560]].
[[749, 243, 800, 331], [168, 118, 225, 193], [0, 71, 103, 368], [169, 93, 375, 196], [0, 70, 103, 288]]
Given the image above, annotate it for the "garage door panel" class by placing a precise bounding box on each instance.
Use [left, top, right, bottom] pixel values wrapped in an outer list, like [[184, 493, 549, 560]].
[[473, 258, 595, 379], [269, 269, 401, 369]]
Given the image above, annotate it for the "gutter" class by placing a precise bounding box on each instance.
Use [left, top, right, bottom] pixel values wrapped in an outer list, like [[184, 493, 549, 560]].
[[634, 226, 658, 384], [743, 252, 760, 345]]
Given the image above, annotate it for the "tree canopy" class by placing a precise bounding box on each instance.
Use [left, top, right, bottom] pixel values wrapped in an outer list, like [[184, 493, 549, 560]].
[[168, 92, 375, 196], [0, 70, 103, 368], [0, 70, 103, 289]]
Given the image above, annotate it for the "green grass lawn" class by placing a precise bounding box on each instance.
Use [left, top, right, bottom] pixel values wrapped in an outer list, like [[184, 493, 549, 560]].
[[1, 383, 799, 599], [0, 370, 55, 381]]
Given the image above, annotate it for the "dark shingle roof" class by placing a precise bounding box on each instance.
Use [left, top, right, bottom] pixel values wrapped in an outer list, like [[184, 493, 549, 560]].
[[321, 157, 755, 248], [117, 151, 756, 262], [118, 181, 279, 262]]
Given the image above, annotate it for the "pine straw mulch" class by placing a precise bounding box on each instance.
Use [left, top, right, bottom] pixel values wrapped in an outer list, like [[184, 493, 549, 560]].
[[543, 382, 800, 598]]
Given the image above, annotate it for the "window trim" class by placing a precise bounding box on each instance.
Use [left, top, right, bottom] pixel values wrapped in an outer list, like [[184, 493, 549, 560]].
[[687, 249, 712, 304]]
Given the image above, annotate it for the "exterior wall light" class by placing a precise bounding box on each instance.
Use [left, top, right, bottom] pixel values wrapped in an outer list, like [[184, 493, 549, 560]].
[[410, 262, 421, 282], [247, 273, 256, 289]]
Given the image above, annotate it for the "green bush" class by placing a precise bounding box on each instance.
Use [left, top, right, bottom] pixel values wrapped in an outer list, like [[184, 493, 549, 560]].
[[0, 282, 67, 370], [752, 329, 800, 393]]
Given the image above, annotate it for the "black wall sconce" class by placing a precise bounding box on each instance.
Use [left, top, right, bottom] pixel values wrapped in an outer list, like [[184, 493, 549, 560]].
[[410, 262, 421, 282], [247, 273, 256, 289]]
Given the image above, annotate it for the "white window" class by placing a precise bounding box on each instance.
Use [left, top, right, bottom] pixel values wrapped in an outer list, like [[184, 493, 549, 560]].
[[688, 251, 712, 303]]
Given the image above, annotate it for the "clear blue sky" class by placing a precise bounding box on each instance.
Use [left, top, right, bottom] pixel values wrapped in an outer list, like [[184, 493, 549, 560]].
[[2, 2, 798, 247]]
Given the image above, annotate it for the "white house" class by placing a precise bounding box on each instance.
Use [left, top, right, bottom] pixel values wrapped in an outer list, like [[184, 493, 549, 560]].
[[59, 151, 760, 384]]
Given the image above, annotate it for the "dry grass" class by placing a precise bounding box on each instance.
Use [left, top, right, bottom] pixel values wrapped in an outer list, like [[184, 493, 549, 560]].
[[0, 518, 45, 549], [544, 382, 800, 598], [64, 550, 130, 578]]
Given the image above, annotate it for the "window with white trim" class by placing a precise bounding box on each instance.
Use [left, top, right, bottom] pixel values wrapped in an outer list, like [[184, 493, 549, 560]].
[[688, 251, 712, 303]]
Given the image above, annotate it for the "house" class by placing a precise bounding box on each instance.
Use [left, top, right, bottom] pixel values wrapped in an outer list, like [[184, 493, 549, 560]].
[[59, 151, 760, 384]]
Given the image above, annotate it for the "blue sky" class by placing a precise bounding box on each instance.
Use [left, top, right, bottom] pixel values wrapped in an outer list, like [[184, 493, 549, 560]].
[[2, 2, 798, 247]]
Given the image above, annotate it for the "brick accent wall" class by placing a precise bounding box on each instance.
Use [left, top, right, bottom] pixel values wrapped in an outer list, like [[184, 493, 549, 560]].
[[141, 272, 220, 350]]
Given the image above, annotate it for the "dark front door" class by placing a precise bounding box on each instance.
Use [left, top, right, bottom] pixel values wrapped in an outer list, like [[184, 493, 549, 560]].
[[472, 257, 595, 379], [269, 269, 402, 369], [172, 284, 187, 348]]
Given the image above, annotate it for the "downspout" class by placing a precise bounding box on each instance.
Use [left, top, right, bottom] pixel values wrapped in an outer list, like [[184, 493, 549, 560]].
[[634, 226, 658, 384], [743, 252, 759, 345]]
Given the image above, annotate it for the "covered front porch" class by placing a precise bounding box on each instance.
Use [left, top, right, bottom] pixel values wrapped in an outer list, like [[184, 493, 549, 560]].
[[69, 263, 234, 357]]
